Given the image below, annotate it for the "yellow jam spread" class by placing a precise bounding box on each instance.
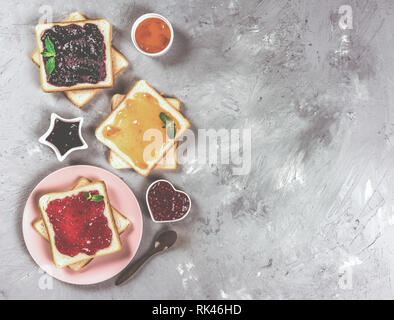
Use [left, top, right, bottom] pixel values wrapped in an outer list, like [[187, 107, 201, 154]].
[[103, 92, 179, 169]]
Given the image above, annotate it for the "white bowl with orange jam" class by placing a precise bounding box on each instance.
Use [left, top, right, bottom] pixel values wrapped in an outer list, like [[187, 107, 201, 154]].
[[131, 13, 174, 57]]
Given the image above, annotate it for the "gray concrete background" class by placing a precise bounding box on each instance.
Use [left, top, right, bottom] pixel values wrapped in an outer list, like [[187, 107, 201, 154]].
[[1, 0, 394, 299]]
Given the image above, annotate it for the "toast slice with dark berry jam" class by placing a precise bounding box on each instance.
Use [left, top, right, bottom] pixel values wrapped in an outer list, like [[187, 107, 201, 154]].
[[35, 19, 113, 92]]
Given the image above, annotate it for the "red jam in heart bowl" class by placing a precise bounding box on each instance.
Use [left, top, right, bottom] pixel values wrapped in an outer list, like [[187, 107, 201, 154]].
[[146, 180, 191, 223]]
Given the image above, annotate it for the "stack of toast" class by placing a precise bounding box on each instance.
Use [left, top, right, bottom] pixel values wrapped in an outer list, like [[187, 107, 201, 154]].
[[96, 80, 191, 176], [31, 12, 128, 108], [35, 178, 130, 270], [108, 93, 182, 171]]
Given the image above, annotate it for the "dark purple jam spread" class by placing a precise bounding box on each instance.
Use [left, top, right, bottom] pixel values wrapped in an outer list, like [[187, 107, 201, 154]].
[[147, 180, 191, 221], [41, 23, 107, 87], [46, 119, 83, 155]]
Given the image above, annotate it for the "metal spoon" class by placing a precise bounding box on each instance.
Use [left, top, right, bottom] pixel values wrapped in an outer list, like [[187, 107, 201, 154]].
[[115, 230, 177, 286]]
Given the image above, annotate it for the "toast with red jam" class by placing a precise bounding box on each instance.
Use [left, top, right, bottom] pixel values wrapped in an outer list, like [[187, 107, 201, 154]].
[[38, 181, 121, 268], [34, 177, 129, 271]]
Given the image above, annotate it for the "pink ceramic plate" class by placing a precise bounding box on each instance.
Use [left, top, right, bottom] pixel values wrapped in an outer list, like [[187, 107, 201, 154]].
[[22, 165, 143, 285]]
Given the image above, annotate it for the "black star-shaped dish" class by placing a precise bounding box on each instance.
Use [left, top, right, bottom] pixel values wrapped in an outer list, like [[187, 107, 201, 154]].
[[39, 113, 88, 162]]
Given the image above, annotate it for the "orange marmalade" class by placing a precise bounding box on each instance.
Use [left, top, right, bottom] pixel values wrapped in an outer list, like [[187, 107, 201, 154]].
[[103, 92, 179, 169], [135, 17, 171, 53]]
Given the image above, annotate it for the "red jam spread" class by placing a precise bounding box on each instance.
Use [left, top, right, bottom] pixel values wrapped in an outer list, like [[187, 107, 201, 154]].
[[41, 23, 107, 86], [147, 181, 190, 221], [135, 17, 171, 53], [45, 190, 112, 257]]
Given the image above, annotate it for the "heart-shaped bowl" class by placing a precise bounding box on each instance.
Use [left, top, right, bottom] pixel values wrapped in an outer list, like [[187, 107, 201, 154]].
[[146, 179, 191, 223]]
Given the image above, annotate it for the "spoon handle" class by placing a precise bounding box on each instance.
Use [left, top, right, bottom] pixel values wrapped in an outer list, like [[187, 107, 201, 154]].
[[115, 247, 160, 285]]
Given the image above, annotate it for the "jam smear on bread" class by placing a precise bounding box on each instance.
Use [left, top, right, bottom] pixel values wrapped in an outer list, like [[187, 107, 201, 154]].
[[45, 191, 112, 257], [41, 23, 107, 86]]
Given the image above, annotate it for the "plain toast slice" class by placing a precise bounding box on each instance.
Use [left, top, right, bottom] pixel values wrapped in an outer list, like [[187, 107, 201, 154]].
[[95, 80, 190, 176], [33, 177, 130, 271], [38, 181, 121, 268], [35, 18, 113, 92]]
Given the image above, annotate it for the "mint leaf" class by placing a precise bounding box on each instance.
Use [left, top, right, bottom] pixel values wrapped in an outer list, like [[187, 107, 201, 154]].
[[166, 121, 176, 139], [45, 57, 55, 75], [83, 192, 103, 202], [41, 51, 55, 57], [41, 36, 56, 75], [159, 112, 171, 124], [83, 192, 92, 200], [92, 195, 104, 202], [159, 112, 177, 138], [44, 36, 55, 54]]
